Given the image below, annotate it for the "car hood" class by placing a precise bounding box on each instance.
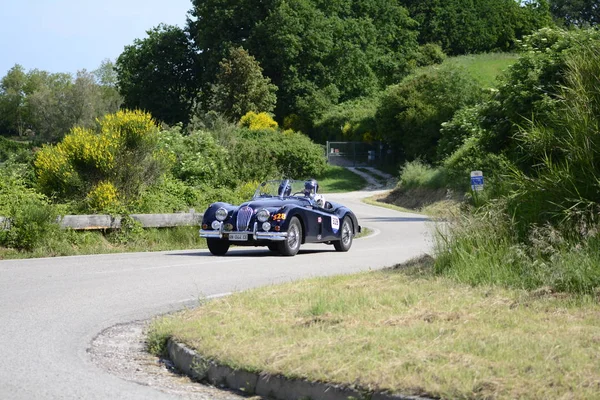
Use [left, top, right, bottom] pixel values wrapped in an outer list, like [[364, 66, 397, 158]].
[[239, 197, 307, 210]]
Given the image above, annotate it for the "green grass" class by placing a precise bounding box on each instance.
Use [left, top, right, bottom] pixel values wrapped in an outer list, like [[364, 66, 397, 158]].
[[315, 165, 367, 193], [444, 53, 518, 88], [149, 257, 600, 400], [0, 226, 207, 260]]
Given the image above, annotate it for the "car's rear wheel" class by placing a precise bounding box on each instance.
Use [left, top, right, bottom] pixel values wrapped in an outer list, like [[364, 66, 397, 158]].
[[278, 217, 302, 256], [333, 216, 353, 252], [207, 238, 230, 256]]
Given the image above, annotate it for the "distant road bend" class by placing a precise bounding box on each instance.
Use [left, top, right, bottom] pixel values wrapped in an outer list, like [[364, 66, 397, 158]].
[[0, 190, 432, 399]]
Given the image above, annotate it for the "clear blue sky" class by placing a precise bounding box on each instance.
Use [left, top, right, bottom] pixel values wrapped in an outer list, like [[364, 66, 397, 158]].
[[0, 0, 193, 78]]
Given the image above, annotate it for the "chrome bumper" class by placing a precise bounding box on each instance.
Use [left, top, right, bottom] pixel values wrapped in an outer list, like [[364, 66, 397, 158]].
[[199, 222, 288, 241]]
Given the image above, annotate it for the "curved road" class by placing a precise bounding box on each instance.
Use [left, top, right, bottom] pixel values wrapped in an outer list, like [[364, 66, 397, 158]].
[[0, 190, 432, 399]]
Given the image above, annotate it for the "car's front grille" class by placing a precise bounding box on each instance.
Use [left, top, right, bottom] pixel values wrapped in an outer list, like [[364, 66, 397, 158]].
[[236, 206, 253, 231]]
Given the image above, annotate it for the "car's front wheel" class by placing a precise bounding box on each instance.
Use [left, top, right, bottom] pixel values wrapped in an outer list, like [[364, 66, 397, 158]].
[[333, 216, 353, 252], [278, 217, 302, 256], [207, 238, 230, 256]]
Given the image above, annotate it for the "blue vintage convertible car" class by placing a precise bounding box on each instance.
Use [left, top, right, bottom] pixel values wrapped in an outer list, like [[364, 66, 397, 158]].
[[199, 179, 361, 256]]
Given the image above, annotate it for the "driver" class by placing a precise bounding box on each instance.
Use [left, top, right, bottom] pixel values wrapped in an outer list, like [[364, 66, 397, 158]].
[[278, 180, 292, 197], [304, 179, 325, 207]]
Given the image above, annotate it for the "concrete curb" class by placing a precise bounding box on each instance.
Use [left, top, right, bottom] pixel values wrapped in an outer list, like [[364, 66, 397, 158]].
[[167, 339, 433, 400]]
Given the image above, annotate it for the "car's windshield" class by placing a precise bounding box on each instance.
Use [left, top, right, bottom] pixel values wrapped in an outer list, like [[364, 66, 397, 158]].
[[253, 180, 307, 199]]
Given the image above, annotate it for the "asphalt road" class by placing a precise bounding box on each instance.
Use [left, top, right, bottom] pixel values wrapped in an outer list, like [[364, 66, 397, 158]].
[[0, 190, 432, 399]]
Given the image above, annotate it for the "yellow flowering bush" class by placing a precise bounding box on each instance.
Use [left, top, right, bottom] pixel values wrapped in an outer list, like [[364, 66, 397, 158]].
[[86, 181, 120, 212], [239, 111, 278, 130], [34, 110, 164, 211]]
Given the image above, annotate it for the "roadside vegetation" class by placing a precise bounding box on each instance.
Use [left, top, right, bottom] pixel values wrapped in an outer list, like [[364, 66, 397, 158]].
[[3, 1, 600, 396], [148, 27, 600, 399], [149, 257, 600, 400]]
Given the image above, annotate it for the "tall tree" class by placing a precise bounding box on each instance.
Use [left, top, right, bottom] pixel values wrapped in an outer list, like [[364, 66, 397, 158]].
[[188, 0, 419, 127], [115, 24, 198, 125], [0, 65, 28, 136], [550, 0, 599, 26], [211, 47, 277, 120], [93, 59, 123, 114]]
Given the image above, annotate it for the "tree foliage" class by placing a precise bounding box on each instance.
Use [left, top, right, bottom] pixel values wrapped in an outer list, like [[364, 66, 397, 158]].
[[189, 0, 420, 126], [550, 0, 599, 26], [115, 24, 198, 125], [401, 0, 553, 55], [0, 64, 122, 141], [211, 47, 277, 120], [376, 65, 483, 163]]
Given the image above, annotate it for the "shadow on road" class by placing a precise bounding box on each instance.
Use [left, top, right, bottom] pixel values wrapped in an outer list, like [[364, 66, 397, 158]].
[[167, 248, 335, 257]]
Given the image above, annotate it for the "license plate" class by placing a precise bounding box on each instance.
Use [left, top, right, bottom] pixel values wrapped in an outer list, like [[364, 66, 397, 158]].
[[229, 233, 248, 241]]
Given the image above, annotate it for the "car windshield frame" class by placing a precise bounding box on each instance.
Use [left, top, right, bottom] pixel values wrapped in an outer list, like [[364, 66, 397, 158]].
[[253, 179, 309, 200]]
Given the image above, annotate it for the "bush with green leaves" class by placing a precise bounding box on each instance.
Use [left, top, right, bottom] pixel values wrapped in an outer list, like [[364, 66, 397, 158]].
[[416, 43, 446, 67], [504, 37, 600, 232], [376, 64, 482, 163], [398, 160, 447, 190], [232, 128, 326, 181], [476, 28, 600, 160], [0, 136, 32, 163], [436, 31, 600, 295], [0, 169, 58, 251], [313, 96, 379, 142], [158, 125, 235, 188], [35, 110, 167, 212]]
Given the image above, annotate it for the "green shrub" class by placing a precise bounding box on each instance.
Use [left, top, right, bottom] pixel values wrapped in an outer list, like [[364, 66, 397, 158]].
[[0, 137, 32, 163], [159, 125, 235, 188], [435, 208, 600, 295], [442, 136, 512, 192], [0, 170, 58, 251], [376, 64, 482, 163], [35, 110, 167, 211], [504, 37, 600, 232], [398, 160, 447, 190], [232, 128, 326, 180], [135, 175, 202, 213], [313, 96, 379, 142], [416, 43, 446, 67]]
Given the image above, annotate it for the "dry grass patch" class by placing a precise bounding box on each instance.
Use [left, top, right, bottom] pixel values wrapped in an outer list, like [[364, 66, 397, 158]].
[[150, 260, 600, 399]]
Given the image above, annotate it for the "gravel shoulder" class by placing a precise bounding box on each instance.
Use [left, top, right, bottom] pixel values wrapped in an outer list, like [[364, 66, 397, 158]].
[[89, 320, 256, 400]]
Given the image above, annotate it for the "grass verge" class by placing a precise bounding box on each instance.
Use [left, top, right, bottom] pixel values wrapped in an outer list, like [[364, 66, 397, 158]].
[[316, 165, 367, 193], [149, 256, 600, 399], [0, 226, 206, 260]]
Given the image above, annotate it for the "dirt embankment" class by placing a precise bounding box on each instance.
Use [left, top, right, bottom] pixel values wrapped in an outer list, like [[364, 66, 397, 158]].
[[375, 186, 464, 216]]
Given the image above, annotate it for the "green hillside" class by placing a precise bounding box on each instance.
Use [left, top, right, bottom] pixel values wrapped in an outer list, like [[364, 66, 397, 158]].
[[444, 53, 518, 88]]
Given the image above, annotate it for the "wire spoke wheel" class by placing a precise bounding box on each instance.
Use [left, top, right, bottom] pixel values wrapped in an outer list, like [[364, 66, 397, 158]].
[[334, 217, 353, 252], [278, 217, 302, 256]]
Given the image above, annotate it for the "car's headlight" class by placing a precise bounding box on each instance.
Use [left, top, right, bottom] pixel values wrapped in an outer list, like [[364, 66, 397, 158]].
[[256, 209, 270, 222], [215, 207, 228, 221], [211, 220, 222, 230]]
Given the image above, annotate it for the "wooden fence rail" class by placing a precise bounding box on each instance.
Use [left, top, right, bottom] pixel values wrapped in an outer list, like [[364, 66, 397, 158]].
[[0, 211, 204, 231]]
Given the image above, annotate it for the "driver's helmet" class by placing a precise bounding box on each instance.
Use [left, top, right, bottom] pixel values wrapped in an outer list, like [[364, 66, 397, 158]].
[[304, 179, 318, 197], [278, 180, 291, 197]]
